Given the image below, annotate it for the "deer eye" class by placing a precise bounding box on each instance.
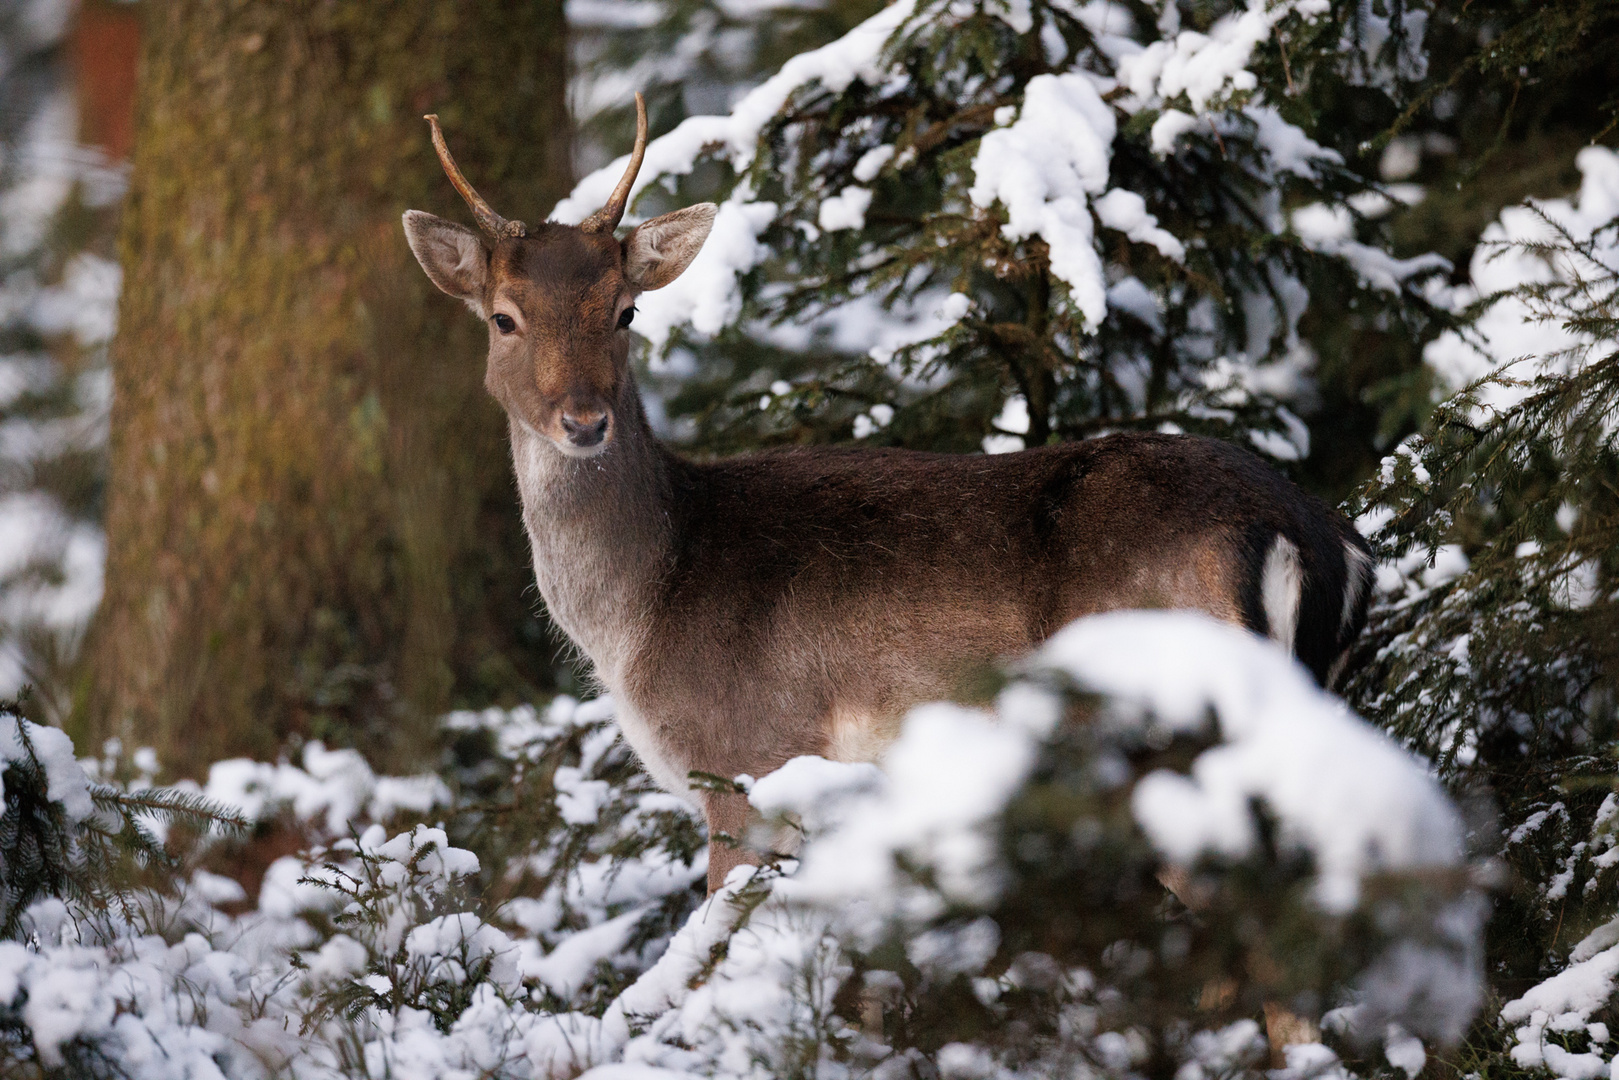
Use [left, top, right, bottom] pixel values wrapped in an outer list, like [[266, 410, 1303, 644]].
[[617, 306, 636, 329], [493, 313, 516, 334]]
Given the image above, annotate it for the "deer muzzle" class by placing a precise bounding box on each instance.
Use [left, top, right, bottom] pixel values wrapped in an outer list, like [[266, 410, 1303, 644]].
[[560, 409, 611, 451], [550, 403, 611, 459]]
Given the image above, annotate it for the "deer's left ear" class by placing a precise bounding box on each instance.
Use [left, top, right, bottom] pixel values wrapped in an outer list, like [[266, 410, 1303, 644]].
[[624, 203, 718, 291], [403, 210, 489, 314]]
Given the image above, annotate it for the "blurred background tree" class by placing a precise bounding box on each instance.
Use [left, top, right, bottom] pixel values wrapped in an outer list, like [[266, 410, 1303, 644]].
[[79, 0, 571, 777]]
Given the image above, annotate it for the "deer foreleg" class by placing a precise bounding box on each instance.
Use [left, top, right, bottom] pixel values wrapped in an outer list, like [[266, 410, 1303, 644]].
[[703, 789, 760, 894]]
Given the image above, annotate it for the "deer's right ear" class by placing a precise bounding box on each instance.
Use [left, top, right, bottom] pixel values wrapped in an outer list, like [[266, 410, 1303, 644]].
[[403, 210, 489, 315]]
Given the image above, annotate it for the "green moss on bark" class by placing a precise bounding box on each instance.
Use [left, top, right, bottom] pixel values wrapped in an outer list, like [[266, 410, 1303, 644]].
[[85, 0, 571, 776]]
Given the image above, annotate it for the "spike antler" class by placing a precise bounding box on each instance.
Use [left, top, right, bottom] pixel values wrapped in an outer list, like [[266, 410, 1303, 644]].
[[424, 114, 527, 240], [579, 92, 649, 234]]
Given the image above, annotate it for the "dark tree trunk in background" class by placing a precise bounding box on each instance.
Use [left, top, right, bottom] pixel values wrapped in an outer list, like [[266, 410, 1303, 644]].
[[83, 1, 570, 777]]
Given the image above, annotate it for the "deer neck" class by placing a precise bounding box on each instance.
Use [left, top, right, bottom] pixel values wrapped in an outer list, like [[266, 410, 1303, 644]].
[[508, 378, 673, 682]]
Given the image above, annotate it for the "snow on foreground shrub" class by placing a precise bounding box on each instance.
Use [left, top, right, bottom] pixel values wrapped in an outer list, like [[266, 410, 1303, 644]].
[[0, 614, 1480, 1078], [0, 693, 707, 1077]]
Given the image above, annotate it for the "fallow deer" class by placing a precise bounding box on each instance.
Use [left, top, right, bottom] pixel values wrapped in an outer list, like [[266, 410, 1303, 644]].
[[404, 96, 1375, 892]]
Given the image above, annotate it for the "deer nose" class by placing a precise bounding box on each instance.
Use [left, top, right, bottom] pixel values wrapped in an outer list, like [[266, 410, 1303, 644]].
[[560, 411, 610, 448]]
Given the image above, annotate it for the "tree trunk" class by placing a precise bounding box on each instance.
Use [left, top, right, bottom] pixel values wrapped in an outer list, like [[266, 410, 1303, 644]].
[[82, 1, 571, 777]]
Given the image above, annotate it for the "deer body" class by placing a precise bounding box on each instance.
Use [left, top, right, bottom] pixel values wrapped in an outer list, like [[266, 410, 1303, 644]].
[[406, 98, 1374, 891], [509, 368, 1368, 790]]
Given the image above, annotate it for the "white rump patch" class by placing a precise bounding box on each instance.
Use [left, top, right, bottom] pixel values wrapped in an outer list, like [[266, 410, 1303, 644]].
[[1262, 535, 1303, 655], [1342, 542, 1375, 630]]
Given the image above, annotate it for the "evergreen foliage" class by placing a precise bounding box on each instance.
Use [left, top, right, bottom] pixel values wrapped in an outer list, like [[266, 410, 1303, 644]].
[[1383, 0, 1619, 271], [733, 646, 1481, 1080], [0, 693, 245, 940], [436, 700, 708, 1016], [571, 0, 886, 169], [0, 624, 1477, 1079], [0, 693, 244, 1076], [2, 1, 1618, 1077], [1348, 158, 1619, 1074], [464, 614, 1478, 1080], [563, 0, 1453, 499], [1332, 3, 1619, 1074]]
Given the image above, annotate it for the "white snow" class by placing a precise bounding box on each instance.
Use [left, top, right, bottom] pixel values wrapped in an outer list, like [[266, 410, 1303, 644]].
[[982, 394, 1031, 454], [633, 195, 777, 350], [0, 19, 124, 697], [552, 0, 917, 224], [552, 0, 1387, 445], [817, 185, 872, 231], [747, 753, 883, 835], [0, 2, 1514, 1073], [1094, 187, 1186, 262], [969, 72, 1118, 327], [28, 253, 123, 346], [204, 741, 451, 834], [406, 912, 519, 989], [852, 144, 895, 182], [1247, 104, 1343, 179], [1040, 612, 1463, 912], [1425, 146, 1619, 412], [0, 603, 1484, 1080], [787, 700, 1040, 916], [1504, 946, 1619, 1071], [0, 709, 94, 821], [1293, 200, 1449, 294], [518, 905, 645, 999], [747, 285, 972, 378], [1117, 0, 1325, 113], [1385, 1025, 1428, 1078], [1151, 108, 1200, 155], [566, 0, 666, 30], [1493, 786, 1619, 1075]]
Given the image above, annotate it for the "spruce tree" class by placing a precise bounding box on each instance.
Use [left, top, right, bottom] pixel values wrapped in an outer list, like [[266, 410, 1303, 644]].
[[570, 0, 886, 170], [1348, 154, 1619, 1072], [1340, 1, 1619, 1071], [555, 0, 1451, 496]]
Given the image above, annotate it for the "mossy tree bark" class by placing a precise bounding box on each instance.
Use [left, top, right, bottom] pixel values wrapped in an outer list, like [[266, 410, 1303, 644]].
[[84, 1, 570, 777]]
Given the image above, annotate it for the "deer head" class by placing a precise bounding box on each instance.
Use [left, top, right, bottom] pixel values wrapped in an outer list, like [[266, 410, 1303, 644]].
[[403, 95, 717, 456]]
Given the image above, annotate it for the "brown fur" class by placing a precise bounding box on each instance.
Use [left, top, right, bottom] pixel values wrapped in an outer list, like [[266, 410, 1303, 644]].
[[622, 429, 1352, 781], [482, 227, 630, 447]]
